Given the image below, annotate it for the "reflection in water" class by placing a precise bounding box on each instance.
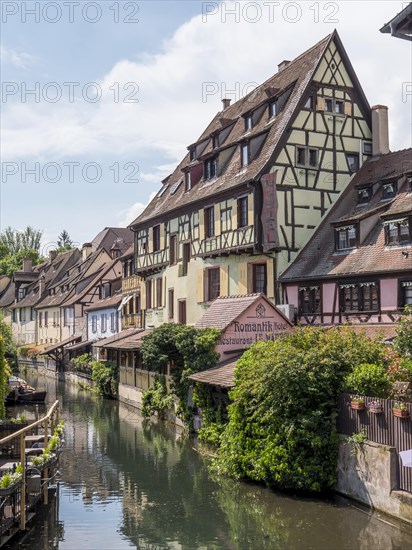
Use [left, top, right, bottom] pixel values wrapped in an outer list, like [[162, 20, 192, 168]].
[[6, 372, 412, 550]]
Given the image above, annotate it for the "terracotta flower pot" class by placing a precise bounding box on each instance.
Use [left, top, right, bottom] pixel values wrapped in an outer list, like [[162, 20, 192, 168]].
[[393, 408, 409, 419], [369, 405, 383, 414], [351, 401, 365, 411]]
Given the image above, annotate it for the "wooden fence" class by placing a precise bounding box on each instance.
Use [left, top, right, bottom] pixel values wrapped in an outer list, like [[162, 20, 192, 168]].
[[337, 393, 412, 493]]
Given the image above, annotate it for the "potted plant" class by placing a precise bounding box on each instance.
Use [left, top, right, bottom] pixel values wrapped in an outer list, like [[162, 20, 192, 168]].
[[393, 401, 410, 418], [368, 400, 383, 414], [350, 396, 366, 411], [0, 470, 22, 496]]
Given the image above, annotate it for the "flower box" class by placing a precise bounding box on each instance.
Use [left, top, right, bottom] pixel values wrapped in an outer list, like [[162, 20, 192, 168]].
[[393, 408, 409, 419], [351, 401, 365, 411], [369, 404, 383, 414], [0, 479, 21, 497]]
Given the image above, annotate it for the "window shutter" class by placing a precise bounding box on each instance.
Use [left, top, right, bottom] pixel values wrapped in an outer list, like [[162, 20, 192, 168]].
[[344, 102, 352, 116], [215, 205, 221, 236], [231, 201, 238, 230], [159, 224, 165, 250], [317, 96, 325, 111], [266, 260, 275, 299], [199, 210, 205, 241], [196, 268, 205, 303], [220, 265, 229, 296], [140, 282, 146, 310], [148, 228, 154, 254], [238, 263, 248, 294], [247, 194, 254, 226]]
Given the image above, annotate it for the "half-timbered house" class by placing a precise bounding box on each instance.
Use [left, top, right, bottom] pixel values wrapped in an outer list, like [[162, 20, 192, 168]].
[[130, 31, 376, 327]]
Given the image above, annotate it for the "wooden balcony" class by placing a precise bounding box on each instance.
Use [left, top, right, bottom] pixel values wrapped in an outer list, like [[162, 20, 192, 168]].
[[121, 313, 142, 330], [122, 275, 141, 293]]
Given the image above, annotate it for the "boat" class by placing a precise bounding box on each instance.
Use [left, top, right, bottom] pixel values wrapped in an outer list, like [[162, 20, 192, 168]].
[[6, 376, 47, 404]]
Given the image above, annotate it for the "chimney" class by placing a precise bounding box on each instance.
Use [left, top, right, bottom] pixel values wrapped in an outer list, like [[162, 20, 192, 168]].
[[372, 105, 390, 156], [22, 257, 32, 272], [38, 275, 45, 297], [278, 60, 291, 72], [82, 243, 93, 261], [49, 250, 57, 262], [222, 98, 231, 110]]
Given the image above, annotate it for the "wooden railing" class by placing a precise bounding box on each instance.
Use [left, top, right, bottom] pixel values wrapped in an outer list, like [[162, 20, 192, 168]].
[[0, 400, 60, 530]]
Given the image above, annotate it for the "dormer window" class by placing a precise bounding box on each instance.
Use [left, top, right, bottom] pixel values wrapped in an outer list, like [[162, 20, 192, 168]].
[[241, 142, 249, 166], [335, 225, 357, 251], [189, 147, 196, 161], [244, 114, 253, 131], [382, 181, 397, 199], [407, 175, 412, 192], [204, 157, 218, 180], [357, 187, 372, 204], [184, 171, 191, 192], [269, 100, 277, 118], [212, 135, 219, 149], [384, 218, 411, 246]]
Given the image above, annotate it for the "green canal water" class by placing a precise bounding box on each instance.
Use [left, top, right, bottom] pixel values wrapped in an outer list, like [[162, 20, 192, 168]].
[[6, 372, 412, 550]]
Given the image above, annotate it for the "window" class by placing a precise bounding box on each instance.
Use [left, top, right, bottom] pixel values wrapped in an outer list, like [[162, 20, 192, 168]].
[[296, 146, 318, 168], [30, 308, 35, 321], [207, 268, 220, 301], [335, 226, 357, 251], [178, 300, 186, 324], [252, 264, 267, 294], [221, 204, 232, 233], [364, 142, 373, 155], [156, 278, 163, 308], [268, 87, 293, 118], [212, 135, 219, 149], [382, 181, 397, 199], [238, 196, 249, 228], [153, 225, 161, 252], [189, 147, 196, 161], [408, 175, 412, 193], [244, 114, 253, 131], [44, 312, 48, 327], [53, 311, 58, 327], [299, 286, 321, 314], [304, 96, 313, 109], [146, 280, 152, 309], [384, 218, 411, 246], [346, 154, 359, 173], [204, 206, 215, 238], [169, 235, 177, 265], [182, 243, 190, 276], [92, 315, 97, 333], [357, 187, 372, 204], [241, 142, 249, 166], [101, 314, 107, 332], [39, 312, 42, 327], [401, 281, 412, 307], [100, 282, 111, 299], [168, 289, 174, 320], [340, 282, 378, 312], [110, 312, 116, 332], [184, 171, 191, 192], [204, 157, 218, 180], [325, 98, 344, 114]]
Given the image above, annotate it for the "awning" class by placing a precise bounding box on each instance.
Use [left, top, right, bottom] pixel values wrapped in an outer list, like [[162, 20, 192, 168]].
[[118, 295, 133, 311], [103, 330, 151, 350], [189, 360, 238, 388], [44, 335, 81, 355], [92, 328, 142, 348], [68, 339, 95, 351]]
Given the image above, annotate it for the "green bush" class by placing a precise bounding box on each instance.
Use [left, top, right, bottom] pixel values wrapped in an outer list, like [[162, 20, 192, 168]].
[[215, 326, 386, 493], [345, 363, 391, 398], [72, 353, 92, 367], [394, 305, 412, 357], [142, 375, 173, 419], [91, 360, 118, 397]]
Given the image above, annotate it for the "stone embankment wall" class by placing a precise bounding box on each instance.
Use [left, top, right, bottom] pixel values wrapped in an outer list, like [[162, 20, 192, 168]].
[[337, 438, 412, 525]]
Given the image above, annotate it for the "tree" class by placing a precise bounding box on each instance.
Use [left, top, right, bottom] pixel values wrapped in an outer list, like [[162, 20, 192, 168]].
[[216, 326, 386, 493], [0, 314, 18, 370], [394, 305, 412, 357], [0, 226, 44, 277], [0, 336, 12, 420], [0, 226, 42, 255], [57, 230, 73, 251]]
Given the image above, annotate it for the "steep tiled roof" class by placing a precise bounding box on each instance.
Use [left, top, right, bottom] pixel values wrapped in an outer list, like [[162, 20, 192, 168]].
[[102, 329, 152, 350], [0, 279, 15, 308], [327, 324, 398, 342], [281, 149, 412, 281], [84, 293, 122, 312], [92, 227, 134, 254], [92, 328, 142, 347], [131, 33, 339, 227], [0, 277, 10, 294]]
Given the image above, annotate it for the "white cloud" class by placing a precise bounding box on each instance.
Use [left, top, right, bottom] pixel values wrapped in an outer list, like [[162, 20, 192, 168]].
[[116, 192, 157, 227], [1, 1, 411, 165], [0, 46, 38, 69]]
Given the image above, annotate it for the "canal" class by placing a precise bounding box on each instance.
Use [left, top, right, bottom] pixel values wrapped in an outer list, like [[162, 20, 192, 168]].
[[6, 372, 412, 550]]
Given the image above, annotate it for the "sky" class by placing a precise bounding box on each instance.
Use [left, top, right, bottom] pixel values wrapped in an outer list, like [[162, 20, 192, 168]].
[[1, 1, 411, 254]]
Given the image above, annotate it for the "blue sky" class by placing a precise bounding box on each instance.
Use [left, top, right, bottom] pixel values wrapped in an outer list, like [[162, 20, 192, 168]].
[[1, 1, 411, 253]]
